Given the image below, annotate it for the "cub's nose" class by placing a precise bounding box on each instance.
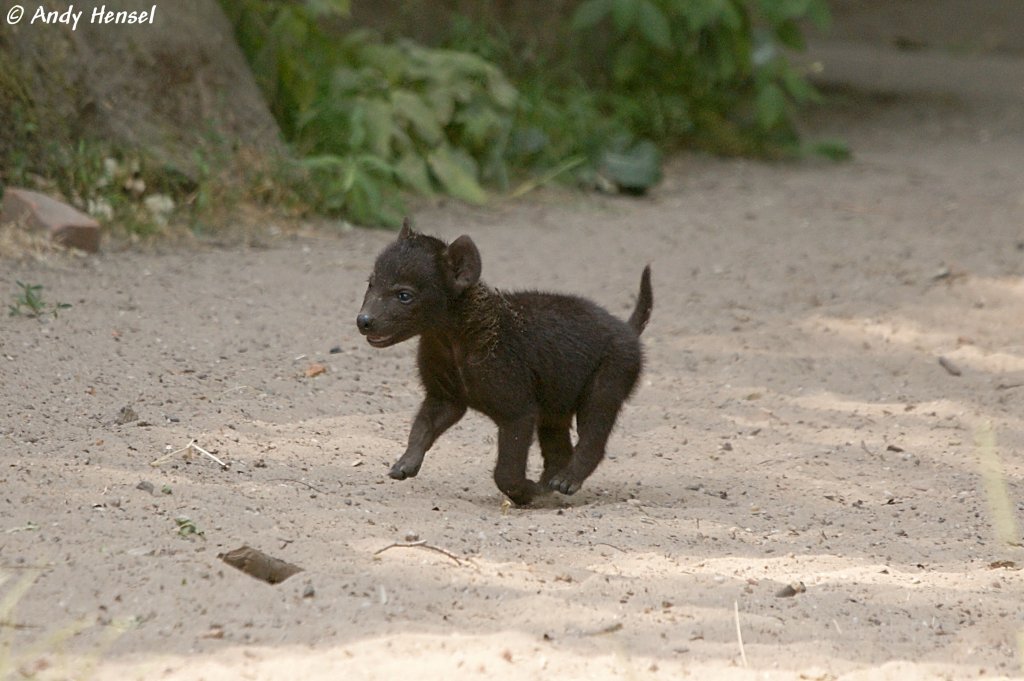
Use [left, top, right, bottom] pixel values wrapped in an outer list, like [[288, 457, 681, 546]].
[[356, 313, 373, 332]]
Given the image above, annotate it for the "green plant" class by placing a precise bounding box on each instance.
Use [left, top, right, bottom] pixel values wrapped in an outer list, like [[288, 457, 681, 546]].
[[47, 140, 190, 237], [175, 515, 205, 539], [222, 1, 519, 227], [8, 281, 71, 318], [569, 0, 832, 155]]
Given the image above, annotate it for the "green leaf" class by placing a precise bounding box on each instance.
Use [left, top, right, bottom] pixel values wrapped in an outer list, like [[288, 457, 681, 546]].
[[781, 67, 819, 104], [775, 20, 805, 50], [755, 82, 786, 129], [637, 0, 672, 50], [396, 153, 435, 195], [612, 0, 640, 32], [361, 99, 395, 157], [719, 0, 744, 31], [806, 0, 831, 30], [487, 76, 519, 110], [612, 41, 647, 84], [391, 90, 443, 146], [674, 0, 728, 31], [303, 0, 350, 17], [428, 147, 487, 205], [456, 106, 506, 150], [571, 0, 615, 32], [424, 86, 456, 123]]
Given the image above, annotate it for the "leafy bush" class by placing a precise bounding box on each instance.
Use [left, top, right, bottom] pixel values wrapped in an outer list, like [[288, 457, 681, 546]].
[[221, 0, 839, 226], [568, 0, 832, 155], [222, 0, 518, 226]]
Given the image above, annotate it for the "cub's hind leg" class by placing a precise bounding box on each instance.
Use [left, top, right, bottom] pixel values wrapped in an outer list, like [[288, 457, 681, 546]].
[[537, 415, 573, 487]]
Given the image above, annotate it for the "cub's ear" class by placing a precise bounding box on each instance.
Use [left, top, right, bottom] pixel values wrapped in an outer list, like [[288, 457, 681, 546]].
[[398, 217, 414, 240], [445, 235, 482, 295]]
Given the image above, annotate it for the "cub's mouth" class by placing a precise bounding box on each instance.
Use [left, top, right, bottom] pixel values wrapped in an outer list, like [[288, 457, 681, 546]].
[[366, 334, 396, 348]]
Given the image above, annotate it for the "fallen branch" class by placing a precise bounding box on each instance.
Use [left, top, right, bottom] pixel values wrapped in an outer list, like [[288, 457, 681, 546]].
[[373, 540, 466, 566]]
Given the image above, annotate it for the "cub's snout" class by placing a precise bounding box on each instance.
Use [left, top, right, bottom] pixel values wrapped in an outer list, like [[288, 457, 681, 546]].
[[356, 286, 418, 348]]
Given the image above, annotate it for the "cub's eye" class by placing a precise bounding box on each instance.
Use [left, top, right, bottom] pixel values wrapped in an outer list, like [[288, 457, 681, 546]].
[[396, 290, 413, 304]]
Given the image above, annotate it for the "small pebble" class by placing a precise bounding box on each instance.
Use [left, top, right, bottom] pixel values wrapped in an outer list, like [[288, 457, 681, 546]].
[[776, 581, 806, 598]]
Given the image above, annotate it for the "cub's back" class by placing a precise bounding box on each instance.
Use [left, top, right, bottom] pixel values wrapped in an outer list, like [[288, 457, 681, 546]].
[[505, 291, 642, 412]]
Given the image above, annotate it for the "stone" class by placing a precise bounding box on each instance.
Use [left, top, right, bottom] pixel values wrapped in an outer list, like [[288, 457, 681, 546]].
[[1, 188, 101, 252]]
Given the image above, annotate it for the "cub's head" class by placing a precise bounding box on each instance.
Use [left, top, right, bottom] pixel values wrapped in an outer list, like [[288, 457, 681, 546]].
[[356, 219, 482, 347]]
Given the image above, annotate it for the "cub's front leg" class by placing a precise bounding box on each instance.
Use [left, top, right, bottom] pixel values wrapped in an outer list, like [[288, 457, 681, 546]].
[[389, 394, 466, 480]]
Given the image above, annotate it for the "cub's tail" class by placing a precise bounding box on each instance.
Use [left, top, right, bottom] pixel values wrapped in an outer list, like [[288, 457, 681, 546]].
[[627, 265, 653, 335]]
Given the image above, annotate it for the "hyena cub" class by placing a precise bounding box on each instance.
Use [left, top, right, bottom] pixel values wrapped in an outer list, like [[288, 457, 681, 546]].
[[356, 220, 652, 505]]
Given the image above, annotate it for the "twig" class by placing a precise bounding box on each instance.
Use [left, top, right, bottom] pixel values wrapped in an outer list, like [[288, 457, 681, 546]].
[[5, 522, 39, 534], [266, 478, 328, 495], [220, 385, 258, 396], [150, 442, 192, 467], [509, 156, 586, 198], [150, 439, 228, 469], [576, 621, 623, 637], [373, 540, 466, 566], [860, 440, 875, 456], [734, 600, 748, 668], [190, 441, 228, 469], [0, 620, 41, 630], [593, 542, 626, 552]]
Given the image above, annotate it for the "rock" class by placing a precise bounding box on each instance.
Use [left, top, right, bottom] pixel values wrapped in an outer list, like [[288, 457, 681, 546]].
[[1, 188, 100, 252], [219, 545, 304, 584]]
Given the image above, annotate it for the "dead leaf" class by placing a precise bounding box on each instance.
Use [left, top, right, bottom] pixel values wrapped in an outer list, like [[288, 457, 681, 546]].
[[305, 363, 327, 378], [988, 560, 1019, 570]]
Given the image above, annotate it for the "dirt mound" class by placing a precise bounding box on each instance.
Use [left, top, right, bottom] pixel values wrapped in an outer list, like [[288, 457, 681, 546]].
[[0, 0, 280, 176]]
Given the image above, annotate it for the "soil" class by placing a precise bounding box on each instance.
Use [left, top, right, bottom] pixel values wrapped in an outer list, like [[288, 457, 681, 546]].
[[3, 23, 1024, 681]]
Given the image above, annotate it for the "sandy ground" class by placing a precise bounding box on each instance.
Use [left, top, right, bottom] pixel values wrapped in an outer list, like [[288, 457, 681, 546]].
[[4, 42, 1024, 681]]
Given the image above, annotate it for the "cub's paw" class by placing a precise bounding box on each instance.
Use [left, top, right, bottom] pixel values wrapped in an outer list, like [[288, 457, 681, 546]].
[[388, 459, 421, 480], [546, 472, 583, 496], [503, 479, 545, 507]]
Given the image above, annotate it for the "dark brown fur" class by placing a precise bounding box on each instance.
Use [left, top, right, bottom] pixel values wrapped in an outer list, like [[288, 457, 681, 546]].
[[356, 219, 652, 505]]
